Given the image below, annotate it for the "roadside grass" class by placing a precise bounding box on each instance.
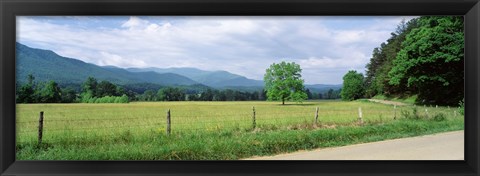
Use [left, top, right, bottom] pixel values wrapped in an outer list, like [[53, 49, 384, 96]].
[[16, 101, 463, 160]]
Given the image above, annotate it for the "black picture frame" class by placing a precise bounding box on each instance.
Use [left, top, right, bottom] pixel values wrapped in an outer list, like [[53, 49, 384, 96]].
[[1, 0, 479, 176]]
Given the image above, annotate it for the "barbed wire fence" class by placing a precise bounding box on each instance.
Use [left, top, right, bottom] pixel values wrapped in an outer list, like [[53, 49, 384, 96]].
[[16, 103, 461, 146]]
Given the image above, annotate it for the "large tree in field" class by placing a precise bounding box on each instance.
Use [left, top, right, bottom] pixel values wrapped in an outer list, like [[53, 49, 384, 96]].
[[341, 70, 365, 101], [264, 61, 307, 105], [388, 16, 464, 105]]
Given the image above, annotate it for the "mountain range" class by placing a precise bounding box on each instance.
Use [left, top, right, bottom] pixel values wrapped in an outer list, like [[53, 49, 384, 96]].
[[125, 67, 264, 88], [16, 42, 341, 92]]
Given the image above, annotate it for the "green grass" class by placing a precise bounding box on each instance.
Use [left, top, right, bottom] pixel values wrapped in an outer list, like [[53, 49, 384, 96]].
[[16, 101, 464, 160], [372, 94, 418, 104]]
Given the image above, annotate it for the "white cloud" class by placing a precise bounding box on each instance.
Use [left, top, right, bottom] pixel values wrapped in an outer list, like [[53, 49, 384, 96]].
[[17, 16, 415, 84], [121, 16, 150, 29], [97, 51, 147, 68]]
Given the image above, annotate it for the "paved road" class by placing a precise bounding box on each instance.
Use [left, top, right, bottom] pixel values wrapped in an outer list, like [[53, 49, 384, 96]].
[[245, 130, 464, 160]]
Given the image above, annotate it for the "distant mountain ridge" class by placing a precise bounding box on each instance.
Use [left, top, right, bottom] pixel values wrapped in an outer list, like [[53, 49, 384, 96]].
[[126, 67, 264, 88], [16, 43, 342, 92], [16, 43, 198, 86]]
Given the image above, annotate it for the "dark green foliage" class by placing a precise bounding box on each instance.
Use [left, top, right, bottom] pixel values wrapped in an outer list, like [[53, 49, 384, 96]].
[[264, 61, 308, 105], [38, 81, 62, 103], [60, 87, 77, 103], [122, 83, 163, 94], [17, 74, 81, 103], [17, 75, 36, 103], [140, 90, 158, 101], [340, 70, 365, 101], [388, 16, 464, 105], [97, 81, 119, 97], [158, 87, 186, 101], [305, 89, 312, 99], [364, 19, 419, 98], [81, 77, 97, 98], [323, 88, 341, 99], [364, 16, 464, 106], [78, 77, 129, 103], [199, 89, 214, 101], [137, 87, 265, 102]]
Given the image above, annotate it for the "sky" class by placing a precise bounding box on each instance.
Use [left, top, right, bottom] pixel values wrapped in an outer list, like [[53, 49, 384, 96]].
[[17, 16, 416, 84]]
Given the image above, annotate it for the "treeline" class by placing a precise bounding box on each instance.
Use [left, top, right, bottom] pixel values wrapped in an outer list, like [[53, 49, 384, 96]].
[[342, 16, 464, 106], [17, 74, 77, 103], [17, 74, 341, 103], [16, 75, 131, 103], [137, 87, 268, 101], [306, 88, 341, 100], [79, 77, 132, 103]]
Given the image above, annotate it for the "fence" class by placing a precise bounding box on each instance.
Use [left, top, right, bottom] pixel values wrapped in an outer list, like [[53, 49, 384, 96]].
[[16, 104, 461, 145]]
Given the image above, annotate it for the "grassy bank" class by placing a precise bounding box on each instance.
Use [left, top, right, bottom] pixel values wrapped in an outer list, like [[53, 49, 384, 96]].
[[16, 101, 463, 160]]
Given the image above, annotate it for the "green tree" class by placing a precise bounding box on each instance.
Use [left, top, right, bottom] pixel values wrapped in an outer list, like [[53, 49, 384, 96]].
[[213, 90, 227, 101], [199, 89, 214, 101], [364, 18, 419, 97], [61, 87, 77, 103], [341, 70, 365, 101], [157, 87, 185, 101], [326, 89, 334, 99], [264, 61, 307, 105], [96, 80, 118, 97], [388, 16, 464, 105], [142, 89, 157, 101], [81, 77, 98, 102], [17, 74, 36, 103], [39, 81, 62, 103], [305, 88, 312, 99]]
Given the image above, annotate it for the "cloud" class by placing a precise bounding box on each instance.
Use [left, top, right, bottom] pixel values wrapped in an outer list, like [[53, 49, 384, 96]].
[[98, 51, 147, 68], [121, 16, 149, 29], [17, 16, 415, 84]]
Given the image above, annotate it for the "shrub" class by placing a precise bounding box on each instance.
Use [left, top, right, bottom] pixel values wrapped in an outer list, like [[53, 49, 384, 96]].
[[88, 97, 97, 103], [119, 94, 129, 103], [114, 97, 121, 103], [401, 107, 420, 119], [432, 113, 447, 121], [82, 95, 129, 104]]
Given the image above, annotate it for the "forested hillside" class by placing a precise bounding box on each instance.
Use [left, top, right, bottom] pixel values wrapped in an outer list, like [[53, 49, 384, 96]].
[[363, 16, 463, 105]]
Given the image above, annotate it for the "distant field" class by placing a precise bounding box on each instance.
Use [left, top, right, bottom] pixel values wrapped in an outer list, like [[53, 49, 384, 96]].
[[16, 100, 464, 160]]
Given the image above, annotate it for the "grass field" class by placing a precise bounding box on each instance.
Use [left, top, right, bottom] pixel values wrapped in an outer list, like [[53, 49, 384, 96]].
[[16, 100, 464, 160]]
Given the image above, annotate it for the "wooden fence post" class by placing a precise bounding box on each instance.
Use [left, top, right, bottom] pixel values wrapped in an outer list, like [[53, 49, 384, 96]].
[[166, 109, 171, 136], [252, 106, 256, 129], [358, 107, 363, 124], [394, 105, 397, 120], [315, 107, 319, 125], [38, 111, 44, 146]]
